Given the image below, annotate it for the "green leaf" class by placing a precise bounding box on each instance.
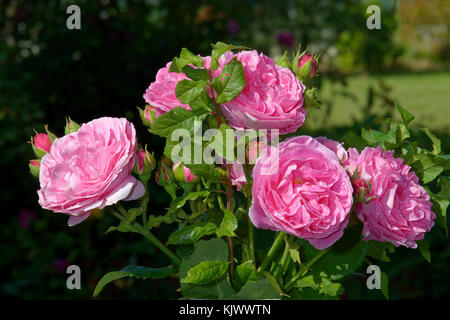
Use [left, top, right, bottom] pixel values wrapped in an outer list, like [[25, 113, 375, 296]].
[[422, 128, 441, 155], [426, 187, 448, 236], [216, 209, 238, 238], [167, 223, 217, 245], [230, 278, 281, 300], [295, 274, 319, 289], [235, 261, 254, 291], [182, 65, 209, 81], [361, 128, 387, 147], [169, 191, 210, 212], [416, 239, 431, 263], [367, 241, 395, 262], [171, 48, 204, 71], [150, 107, 207, 138], [181, 260, 228, 285], [180, 239, 235, 299], [304, 227, 368, 280], [210, 42, 248, 70], [93, 265, 174, 297], [147, 213, 174, 229], [175, 79, 207, 105], [213, 58, 246, 104], [396, 104, 415, 126], [319, 278, 344, 297], [411, 154, 444, 184]]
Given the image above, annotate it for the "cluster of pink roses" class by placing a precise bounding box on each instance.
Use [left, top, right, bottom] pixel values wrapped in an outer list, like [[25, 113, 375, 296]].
[[29, 47, 435, 251], [250, 135, 435, 249]]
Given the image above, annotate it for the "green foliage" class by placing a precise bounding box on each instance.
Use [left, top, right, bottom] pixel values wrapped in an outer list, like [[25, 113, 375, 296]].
[[303, 227, 368, 281], [167, 223, 217, 245], [93, 265, 174, 297], [216, 209, 238, 238], [212, 58, 246, 104], [181, 260, 229, 285]]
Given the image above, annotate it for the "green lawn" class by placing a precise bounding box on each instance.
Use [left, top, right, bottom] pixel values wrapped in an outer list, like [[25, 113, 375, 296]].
[[307, 71, 450, 133]]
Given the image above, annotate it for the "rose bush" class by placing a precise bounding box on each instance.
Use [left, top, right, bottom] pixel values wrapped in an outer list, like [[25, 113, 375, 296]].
[[27, 43, 448, 300]]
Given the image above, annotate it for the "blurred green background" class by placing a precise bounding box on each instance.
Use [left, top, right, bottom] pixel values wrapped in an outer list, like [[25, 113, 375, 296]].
[[0, 0, 448, 299]]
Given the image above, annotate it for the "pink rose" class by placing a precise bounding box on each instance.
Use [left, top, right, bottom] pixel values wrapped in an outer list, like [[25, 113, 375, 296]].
[[250, 136, 353, 249], [348, 146, 435, 248], [315, 136, 348, 163], [38, 117, 145, 226], [217, 50, 306, 135], [143, 57, 211, 117]]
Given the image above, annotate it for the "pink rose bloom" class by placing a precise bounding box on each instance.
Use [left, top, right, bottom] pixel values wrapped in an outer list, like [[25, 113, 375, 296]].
[[315, 136, 348, 163], [217, 50, 306, 135], [348, 146, 435, 248], [143, 57, 211, 117], [250, 136, 353, 249], [38, 117, 145, 226]]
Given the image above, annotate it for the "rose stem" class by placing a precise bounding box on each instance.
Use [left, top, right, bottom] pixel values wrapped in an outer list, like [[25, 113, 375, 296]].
[[258, 232, 286, 272], [284, 247, 331, 291], [108, 206, 181, 267], [275, 239, 290, 278], [243, 164, 256, 267], [226, 164, 235, 280]]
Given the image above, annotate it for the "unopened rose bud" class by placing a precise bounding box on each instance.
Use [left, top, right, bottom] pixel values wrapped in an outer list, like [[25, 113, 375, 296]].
[[173, 162, 196, 183], [30, 133, 52, 158], [297, 54, 317, 79], [134, 146, 156, 182], [155, 161, 175, 187], [29, 159, 41, 177], [247, 141, 267, 164], [138, 105, 157, 127], [64, 117, 81, 135]]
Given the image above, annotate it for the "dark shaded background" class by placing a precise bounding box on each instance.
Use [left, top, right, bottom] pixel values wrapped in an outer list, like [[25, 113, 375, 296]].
[[1, 0, 448, 299]]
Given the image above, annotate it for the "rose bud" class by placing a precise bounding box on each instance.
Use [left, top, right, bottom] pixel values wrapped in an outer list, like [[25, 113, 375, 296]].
[[138, 105, 156, 128], [133, 146, 156, 183], [29, 159, 41, 177], [30, 133, 52, 158], [173, 162, 196, 183], [297, 54, 317, 79], [155, 161, 175, 187], [64, 117, 81, 135]]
